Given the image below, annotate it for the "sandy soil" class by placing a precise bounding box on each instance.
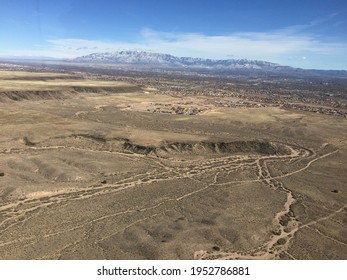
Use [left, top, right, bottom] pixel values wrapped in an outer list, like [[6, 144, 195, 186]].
[[0, 70, 346, 259]]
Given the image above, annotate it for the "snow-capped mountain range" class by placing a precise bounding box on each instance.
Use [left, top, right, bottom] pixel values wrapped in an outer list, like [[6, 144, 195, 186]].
[[74, 51, 279, 70], [73, 51, 347, 77]]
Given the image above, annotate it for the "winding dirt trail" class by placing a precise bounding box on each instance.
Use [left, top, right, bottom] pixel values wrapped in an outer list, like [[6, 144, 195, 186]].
[[194, 148, 340, 260], [0, 139, 341, 259]]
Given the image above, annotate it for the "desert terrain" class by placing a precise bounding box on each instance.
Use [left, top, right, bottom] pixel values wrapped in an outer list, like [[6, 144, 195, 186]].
[[0, 66, 346, 259]]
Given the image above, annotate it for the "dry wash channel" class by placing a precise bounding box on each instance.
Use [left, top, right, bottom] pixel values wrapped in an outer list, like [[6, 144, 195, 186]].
[[0, 134, 327, 259], [0, 69, 345, 260]]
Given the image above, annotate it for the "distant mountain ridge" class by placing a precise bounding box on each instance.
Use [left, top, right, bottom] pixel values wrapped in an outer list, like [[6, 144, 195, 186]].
[[73, 51, 347, 77], [74, 51, 279, 70]]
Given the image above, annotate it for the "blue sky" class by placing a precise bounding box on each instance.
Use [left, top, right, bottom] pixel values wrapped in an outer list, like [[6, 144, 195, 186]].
[[1, 0, 346, 69]]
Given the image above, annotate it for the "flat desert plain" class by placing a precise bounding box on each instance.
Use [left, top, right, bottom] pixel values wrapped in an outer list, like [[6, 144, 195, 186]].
[[0, 70, 346, 259]]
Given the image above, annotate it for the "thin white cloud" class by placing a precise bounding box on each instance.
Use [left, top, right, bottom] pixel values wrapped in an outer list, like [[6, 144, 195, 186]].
[[1, 26, 346, 69], [276, 12, 341, 35]]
